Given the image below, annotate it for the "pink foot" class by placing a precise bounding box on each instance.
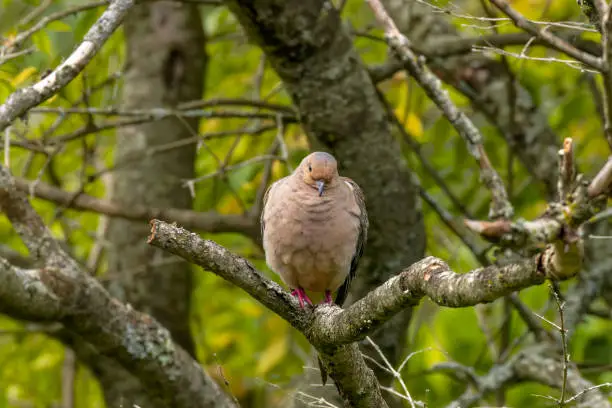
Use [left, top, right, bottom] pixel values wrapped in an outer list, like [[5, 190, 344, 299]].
[[323, 290, 333, 305], [291, 287, 313, 308]]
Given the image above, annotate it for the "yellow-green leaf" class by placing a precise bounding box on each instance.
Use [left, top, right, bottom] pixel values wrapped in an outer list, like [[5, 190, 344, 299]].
[[46, 20, 71, 32], [10, 67, 37, 87], [255, 335, 287, 376]]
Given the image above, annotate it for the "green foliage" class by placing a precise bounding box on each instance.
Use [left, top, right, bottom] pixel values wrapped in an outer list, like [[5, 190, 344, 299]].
[[0, 0, 611, 407]]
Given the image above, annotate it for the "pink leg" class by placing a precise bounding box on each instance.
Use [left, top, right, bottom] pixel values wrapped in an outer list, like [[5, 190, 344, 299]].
[[324, 290, 333, 304], [291, 287, 313, 308]]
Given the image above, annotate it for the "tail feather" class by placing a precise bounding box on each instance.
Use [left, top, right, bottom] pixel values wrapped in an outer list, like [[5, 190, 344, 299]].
[[317, 356, 328, 385]]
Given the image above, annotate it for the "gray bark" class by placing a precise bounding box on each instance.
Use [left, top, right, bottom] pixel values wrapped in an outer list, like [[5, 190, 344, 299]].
[[224, 0, 426, 404], [90, 2, 208, 406]]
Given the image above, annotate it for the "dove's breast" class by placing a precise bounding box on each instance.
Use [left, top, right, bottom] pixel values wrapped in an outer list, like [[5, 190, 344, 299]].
[[262, 182, 360, 292]]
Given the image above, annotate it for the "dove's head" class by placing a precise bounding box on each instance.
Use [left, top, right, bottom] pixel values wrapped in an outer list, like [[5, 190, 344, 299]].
[[300, 151, 339, 196]]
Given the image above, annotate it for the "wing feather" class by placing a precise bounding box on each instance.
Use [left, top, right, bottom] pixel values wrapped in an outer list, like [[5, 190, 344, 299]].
[[334, 177, 368, 307], [260, 178, 285, 239]]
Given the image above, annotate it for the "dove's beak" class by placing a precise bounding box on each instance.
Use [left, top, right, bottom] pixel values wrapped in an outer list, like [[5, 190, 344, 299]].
[[316, 180, 325, 196]]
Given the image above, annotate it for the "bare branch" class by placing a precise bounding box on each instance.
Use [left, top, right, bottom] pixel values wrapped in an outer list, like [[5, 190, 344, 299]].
[[488, 0, 603, 70], [147, 214, 583, 353], [0, 0, 135, 131], [365, 0, 513, 219], [595, 2, 612, 150], [2, 1, 108, 52], [13, 176, 260, 240], [0, 164, 237, 408]]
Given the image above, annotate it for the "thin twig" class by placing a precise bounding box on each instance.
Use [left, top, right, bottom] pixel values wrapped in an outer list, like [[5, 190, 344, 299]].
[[365, 336, 418, 408], [3, 1, 108, 51], [365, 0, 513, 219], [488, 0, 603, 70], [551, 284, 569, 407]]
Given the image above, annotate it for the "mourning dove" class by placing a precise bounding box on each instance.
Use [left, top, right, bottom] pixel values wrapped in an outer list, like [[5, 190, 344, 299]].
[[260, 151, 368, 308]]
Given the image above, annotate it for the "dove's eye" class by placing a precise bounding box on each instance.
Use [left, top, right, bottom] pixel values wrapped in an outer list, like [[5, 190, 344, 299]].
[[308, 164, 312, 172]]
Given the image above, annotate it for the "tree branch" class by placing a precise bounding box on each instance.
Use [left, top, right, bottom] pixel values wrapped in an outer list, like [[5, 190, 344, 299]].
[[0, 164, 237, 408], [149, 221, 582, 348], [594, 1, 612, 150], [366, 0, 513, 220], [488, 0, 604, 71], [147, 136, 610, 406], [0, 0, 135, 131], [13, 176, 260, 240]]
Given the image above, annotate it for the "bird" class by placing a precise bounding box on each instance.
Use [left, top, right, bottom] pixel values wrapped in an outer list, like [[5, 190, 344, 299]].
[[260, 151, 368, 309]]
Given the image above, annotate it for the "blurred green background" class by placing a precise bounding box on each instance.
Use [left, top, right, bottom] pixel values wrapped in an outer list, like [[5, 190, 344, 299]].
[[1, 0, 611, 406]]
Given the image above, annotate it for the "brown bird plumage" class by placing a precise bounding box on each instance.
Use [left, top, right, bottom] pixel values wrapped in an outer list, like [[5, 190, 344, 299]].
[[260, 151, 368, 308]]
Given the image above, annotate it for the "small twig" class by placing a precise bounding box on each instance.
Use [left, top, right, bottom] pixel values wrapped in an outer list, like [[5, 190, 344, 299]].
[[16, 0, 53, 28], [565, 383, 612, 403], [275, 113, 292, 172], [185, 154, 283, 185], [365, 0, 513, 219], [0, 47, 35, 65], [3, 1, 109, 51], [365, 336, 418, 408], [550, 284, 569, 407], [212, 354, 242, 406], [488, 0, 603, 70], [558, 138, 576, 202], [61, 349, 76, 408]]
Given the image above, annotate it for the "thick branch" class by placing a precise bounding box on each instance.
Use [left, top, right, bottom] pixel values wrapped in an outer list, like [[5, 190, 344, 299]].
[[147, 220, 581, 354], [0, 0, 135, 131], [312, 247, 580, 347], [148, 219, 307, 329], [0, 165, 237, 408], [0, 258, 63, 320]]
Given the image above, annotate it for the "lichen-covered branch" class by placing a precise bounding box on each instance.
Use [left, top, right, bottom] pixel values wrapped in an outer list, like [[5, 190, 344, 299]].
[[0, 165, 237, 408], [0, 258, 64, 321], [148, 219, 304, 327], [146, 214, 587, 406], [365, 0, 513, 220], [147, 136, 610, 407], [0, 0, 135, 131]]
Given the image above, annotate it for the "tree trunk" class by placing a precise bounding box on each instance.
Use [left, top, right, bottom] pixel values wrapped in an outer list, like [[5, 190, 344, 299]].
[[90, 2, 207, 406], [226, 1, 426, 405]]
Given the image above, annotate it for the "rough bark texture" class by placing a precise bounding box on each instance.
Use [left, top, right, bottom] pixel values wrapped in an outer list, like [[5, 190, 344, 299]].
[[90, 2, 207, 406], [147, 192, 606, 407], [0, 165, 237, 408], [224, 3, 426, 403]]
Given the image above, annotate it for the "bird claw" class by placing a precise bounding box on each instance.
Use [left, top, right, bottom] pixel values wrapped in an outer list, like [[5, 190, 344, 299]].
[[291, 287, 313, 308], [324, 290, 333, 305]]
